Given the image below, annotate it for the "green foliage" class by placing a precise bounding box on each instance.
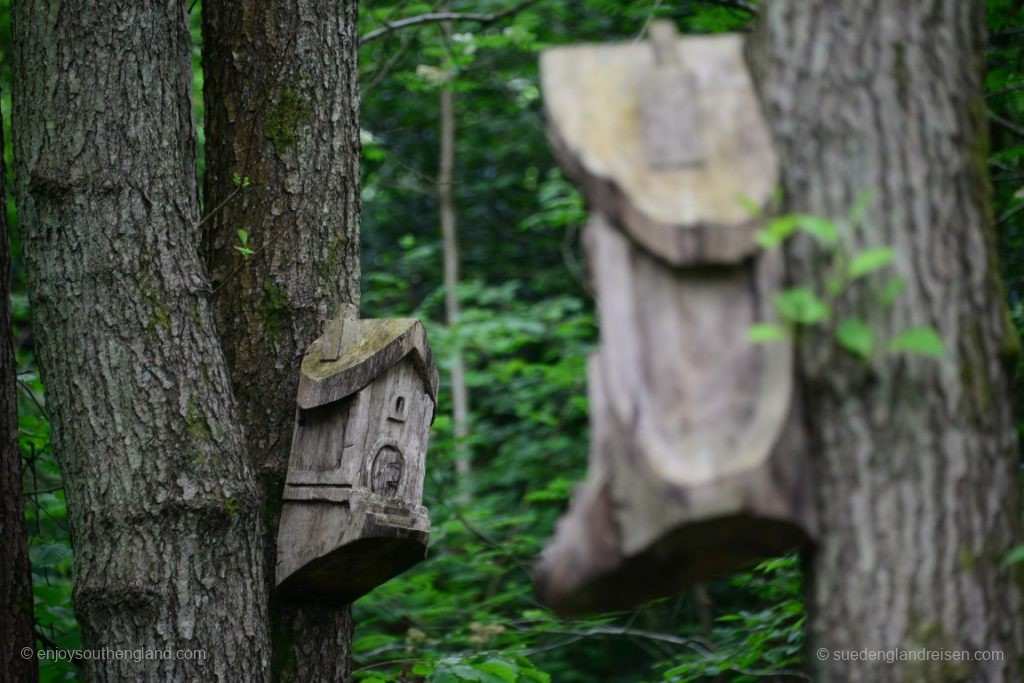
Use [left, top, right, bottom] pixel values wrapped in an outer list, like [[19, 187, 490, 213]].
[[753, 203, 944, 363], [658, 555, 805, 683], [886, 327, 945, 358], [836, 318, 874, 360], [1003, 544, 1024, 566], [234, 228, 255, 259]]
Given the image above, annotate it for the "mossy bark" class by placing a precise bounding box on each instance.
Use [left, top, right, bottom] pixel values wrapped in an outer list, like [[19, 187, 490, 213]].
[[752, 2, 1022, 680], [11, 2, 270, 679], [202, 0, 361, 678]]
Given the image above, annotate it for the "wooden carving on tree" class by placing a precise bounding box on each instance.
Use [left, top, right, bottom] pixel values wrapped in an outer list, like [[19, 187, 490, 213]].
[[276, 306, 438, 602], [534, 22, 816, 616]]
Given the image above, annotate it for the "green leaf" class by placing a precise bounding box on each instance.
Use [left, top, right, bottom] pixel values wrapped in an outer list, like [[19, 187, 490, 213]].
[[795, 215, 840, 247], [880, 277, 907, 306], [775, 287, 830, 325], [736, 194, 762, 217], [756, 215, 798, 248], [836, 318, 873, 360], [477, 660, 518, 682], [1004, 545, 1024, 567], [847, 190, 874, 225], [236, 228, 249, 246], [748, 323, 786, 343], [887, 327, 944, 357], [848, 247, 894, 279], [30, 543, 72, 568]]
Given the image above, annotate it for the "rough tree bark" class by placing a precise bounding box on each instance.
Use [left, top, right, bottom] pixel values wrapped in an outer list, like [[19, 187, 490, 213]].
[[0, 89, 37, 682], [11, 2, 271, 680], [202, 0, 360, 678], [752, 2, 1022, 680]]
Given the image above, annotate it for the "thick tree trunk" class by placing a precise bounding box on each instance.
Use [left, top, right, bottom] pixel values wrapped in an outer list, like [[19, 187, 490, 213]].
[[752, 2, 1023, 680], [202, 0, 360, 678], [0, 89, 37, 682], [11, 3, 271, 680]]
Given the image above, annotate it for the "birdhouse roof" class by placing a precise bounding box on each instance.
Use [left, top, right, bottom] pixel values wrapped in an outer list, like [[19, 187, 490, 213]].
[[296, 318, 438, 410]]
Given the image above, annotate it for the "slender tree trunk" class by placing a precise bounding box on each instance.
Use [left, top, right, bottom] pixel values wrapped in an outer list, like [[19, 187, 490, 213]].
[[0, 89, 37, 683], [202, 0, 360, 678], [752, 2, 1022, 680], [438, 13, 472, 495], [11, 3, 270, 679]]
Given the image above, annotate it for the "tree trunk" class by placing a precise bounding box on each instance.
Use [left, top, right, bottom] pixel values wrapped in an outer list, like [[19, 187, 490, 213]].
[[11, 3, 270, 680], [202, 0, 360, 678], [0, 87, 37, 682], [752, 2, 1022, 680], [437, 17, 472, 496]]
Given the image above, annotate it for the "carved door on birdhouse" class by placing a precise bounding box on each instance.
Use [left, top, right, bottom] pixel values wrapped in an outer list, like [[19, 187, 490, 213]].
[[534, 23, 816, 616]]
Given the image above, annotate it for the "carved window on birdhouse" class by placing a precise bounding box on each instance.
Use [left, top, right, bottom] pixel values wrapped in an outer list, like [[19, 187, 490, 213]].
[[370, 442, 404, 497], [388, 393, 408, 423]]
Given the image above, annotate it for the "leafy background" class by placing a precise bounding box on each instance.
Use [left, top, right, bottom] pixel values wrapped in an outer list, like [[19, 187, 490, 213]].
[[2, 0, 1022, 680]]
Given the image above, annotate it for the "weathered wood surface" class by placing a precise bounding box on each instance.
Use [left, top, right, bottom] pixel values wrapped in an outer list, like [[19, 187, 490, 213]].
[[277, 318, 435, 602], [535, 214, 813, 615], [541, 31, 777, 266], [534, 26, 813, 617]]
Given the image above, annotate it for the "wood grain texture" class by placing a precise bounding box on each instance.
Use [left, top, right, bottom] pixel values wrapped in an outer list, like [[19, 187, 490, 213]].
[[541, 34, 777, 266], [751, 2, 1023, 680]]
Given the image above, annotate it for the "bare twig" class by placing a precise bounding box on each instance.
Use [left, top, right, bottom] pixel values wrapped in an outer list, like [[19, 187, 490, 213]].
[[696, 0, 758, 13], [17, 379, 48, 421], [998, 200, 1024, 226], [361, 0, 541, 45], [988, 83, 1024, 99], [990, 110, 1024, 139], [25, 484, 63, 497], [193, 185, 243, 232], [353, 658, 432, 673]]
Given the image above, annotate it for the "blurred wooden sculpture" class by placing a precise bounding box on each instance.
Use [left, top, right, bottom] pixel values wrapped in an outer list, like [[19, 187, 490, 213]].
[[534, 22, 815, 616]]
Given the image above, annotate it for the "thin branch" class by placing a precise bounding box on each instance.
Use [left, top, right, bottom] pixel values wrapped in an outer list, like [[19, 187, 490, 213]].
[[695, 0, 758, 13], [998, 200, 1024, 226], [17, 379, 48, 421], [193, 185, 243, 232], [25, 484, 63, 497], [361, 0, 541, 45], [353, 658, 432, 673], [990, 110, 1024, 139], [988, 83, 1024, 99]]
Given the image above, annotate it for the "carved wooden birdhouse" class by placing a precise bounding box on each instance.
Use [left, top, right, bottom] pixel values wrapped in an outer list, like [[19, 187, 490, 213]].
[[534, 23, 816, 616], [276, 309, 438, 602]]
